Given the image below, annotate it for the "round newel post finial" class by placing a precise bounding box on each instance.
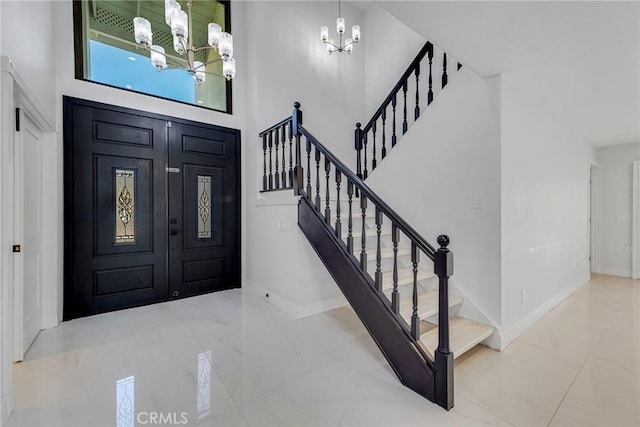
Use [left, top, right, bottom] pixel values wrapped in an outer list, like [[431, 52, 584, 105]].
[[356, 122, 361, 129], [437, 235, 450, 249], [294, 101, 301, 109]]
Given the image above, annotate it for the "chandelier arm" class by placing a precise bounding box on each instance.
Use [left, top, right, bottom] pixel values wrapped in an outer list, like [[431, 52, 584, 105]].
[[323, 40, 341, 50], [192, 45, 219, 54]]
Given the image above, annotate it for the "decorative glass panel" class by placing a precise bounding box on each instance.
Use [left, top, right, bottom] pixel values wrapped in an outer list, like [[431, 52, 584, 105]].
[[197, 175, 212, 239], [197, 350, 212, 419], [116, 376, 135, 427], [115, 169, 135, 244]]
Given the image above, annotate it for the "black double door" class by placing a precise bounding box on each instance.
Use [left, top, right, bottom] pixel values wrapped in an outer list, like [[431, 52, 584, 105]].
[[64, 97, 240, 320]]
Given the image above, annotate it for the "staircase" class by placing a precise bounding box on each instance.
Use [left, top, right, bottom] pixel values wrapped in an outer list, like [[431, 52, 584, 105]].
[[257, 41, 495, 411]]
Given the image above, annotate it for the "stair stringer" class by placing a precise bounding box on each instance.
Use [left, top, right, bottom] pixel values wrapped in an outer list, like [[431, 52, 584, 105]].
[[297, 196, 438, 402], [364, 67, 503, 343]]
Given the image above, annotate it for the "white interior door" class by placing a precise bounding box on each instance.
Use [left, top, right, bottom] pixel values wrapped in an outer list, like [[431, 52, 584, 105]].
[[13, 109, 43, 360]]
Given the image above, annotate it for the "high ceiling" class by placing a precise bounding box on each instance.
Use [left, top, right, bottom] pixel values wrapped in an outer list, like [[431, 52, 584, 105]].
[[375, 1, 640, 147]]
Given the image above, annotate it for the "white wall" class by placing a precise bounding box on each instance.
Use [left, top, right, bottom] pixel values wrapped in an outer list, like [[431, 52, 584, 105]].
[[242, 1, 365, 316], [0, 0, 55, 119], [365, 68, 503, 330], [595, 143, 640, 277], [500, 71, 591, 340], [363, 5, 425, 117]]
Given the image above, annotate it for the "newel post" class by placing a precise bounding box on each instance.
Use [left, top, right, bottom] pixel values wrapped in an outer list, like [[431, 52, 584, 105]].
[[292, 102, 304, 195], [434, 234, 454, 410], [355, 123, 363, 181]]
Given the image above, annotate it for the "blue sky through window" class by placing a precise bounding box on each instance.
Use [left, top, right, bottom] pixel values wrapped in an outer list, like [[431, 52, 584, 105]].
[[89, 40, 195, 103]]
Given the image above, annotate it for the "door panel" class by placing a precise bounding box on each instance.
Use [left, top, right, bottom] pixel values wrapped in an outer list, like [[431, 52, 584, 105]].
[[168, 122, 239, 299], [65, 99, 168, 319], [17, 112, 43, 358], [65, 98, 240, 319]]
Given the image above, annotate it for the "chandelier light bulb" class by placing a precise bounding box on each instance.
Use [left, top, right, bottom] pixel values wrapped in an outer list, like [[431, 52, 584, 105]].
[[173, 35, 185, 55], [320, 26, 329, 42], [218, 32, 233, 59], [133, 17, 152, 46], [336, 17, 345, 34], [150, 45, 167, 70], [165, 0, 180, 25], [352, 25, 360, 42], [327, 40, 336, 54], [171, 10, 189, 39], [345, 39, 353, 54], [223, 58, 236, 81], [193, 61, 206, 84], [208, 23, 222, 47]]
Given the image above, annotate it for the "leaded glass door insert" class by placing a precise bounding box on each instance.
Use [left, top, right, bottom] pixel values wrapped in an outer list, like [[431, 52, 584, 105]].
[[115, 169, 135, 243], [197, 175, 212, 239]]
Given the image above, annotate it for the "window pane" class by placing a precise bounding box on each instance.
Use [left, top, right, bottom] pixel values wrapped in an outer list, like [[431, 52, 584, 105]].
[[197, 175, 212, 239], [76, 0, 231, 113], [115, 169, 135, 244]]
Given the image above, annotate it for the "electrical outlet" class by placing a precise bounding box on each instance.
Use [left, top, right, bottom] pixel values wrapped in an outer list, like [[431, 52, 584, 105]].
[[521, 289, 526, 303], [473, 194, 485, 209], [277, 220, 286, 230]]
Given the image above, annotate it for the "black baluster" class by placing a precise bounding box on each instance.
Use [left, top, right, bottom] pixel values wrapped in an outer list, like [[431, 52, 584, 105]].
[[274, 128, 280, 189], [335, 170, 342, 239], [315, 146, 321, 210], [281, 124, 287, 187], [427, 42, 434, 105], [347, 181, 354, 254], [371, 121, 377, 171], [363, 133, 368, 179], [381, 108, 387, 159], [360, 195, 367, 271], [411, 241, 420, 339], [262, 134, 267, 191], [434, 235, 454, 410], [402, 80, 408, 134], [375, 207, 383, 292], [355, 123, 363, 181], [391, 93, 397, 147], [414, 63, 421, 120], [288, 121, 294, 189], [442, 52, 448, 88], [305, 137, 312, 197], [391, 224, 400, 314], [324, 157, 331, 224], [268, 131, 273, 190], [292, 102, 304, 196]]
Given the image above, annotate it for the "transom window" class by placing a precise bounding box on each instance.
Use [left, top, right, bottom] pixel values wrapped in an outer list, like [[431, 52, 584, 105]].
[[74, 0, 232, 113]]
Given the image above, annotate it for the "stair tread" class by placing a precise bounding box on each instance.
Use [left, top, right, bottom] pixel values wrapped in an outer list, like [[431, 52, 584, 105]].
[[420, 317, 494, 360], [349, 227, 390, 238], [379, 246, 412, 259], [381, 267, 435, 290], [398, 290, 464, 320]]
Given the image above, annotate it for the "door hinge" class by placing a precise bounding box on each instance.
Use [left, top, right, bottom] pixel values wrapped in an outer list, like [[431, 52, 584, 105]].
[[166, 121, 172, 128], [166, 167, 180, 173], [15, 108, 20, 131], [13, 245, 21, 253]]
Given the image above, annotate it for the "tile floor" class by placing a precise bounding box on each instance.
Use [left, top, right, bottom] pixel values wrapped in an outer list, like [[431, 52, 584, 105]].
[[7, 274, 640, 426]]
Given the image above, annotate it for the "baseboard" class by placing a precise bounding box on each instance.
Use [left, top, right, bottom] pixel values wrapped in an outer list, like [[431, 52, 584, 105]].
[[495, 278, 588, 350], [243, 279, 347, 319], [597, 267, 632, 278]]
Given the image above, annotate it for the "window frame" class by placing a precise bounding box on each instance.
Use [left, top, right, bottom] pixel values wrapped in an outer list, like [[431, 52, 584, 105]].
[[72, 0, 233, 114]]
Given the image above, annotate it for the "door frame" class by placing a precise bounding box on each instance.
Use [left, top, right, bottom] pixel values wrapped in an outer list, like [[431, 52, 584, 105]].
[[0, 56, 55, 423], [633, 161, 640, 279]]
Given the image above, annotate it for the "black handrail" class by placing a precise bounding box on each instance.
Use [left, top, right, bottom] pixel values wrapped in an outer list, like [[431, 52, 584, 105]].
[[362, 42, 432, 134], [299, 124, 437, 260], [258, 116, 291, 137]]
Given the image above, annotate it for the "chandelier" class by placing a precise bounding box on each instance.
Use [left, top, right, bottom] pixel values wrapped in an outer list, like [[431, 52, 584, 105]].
[[133, 0, 235, 83], [320, 0, 361, 55]]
